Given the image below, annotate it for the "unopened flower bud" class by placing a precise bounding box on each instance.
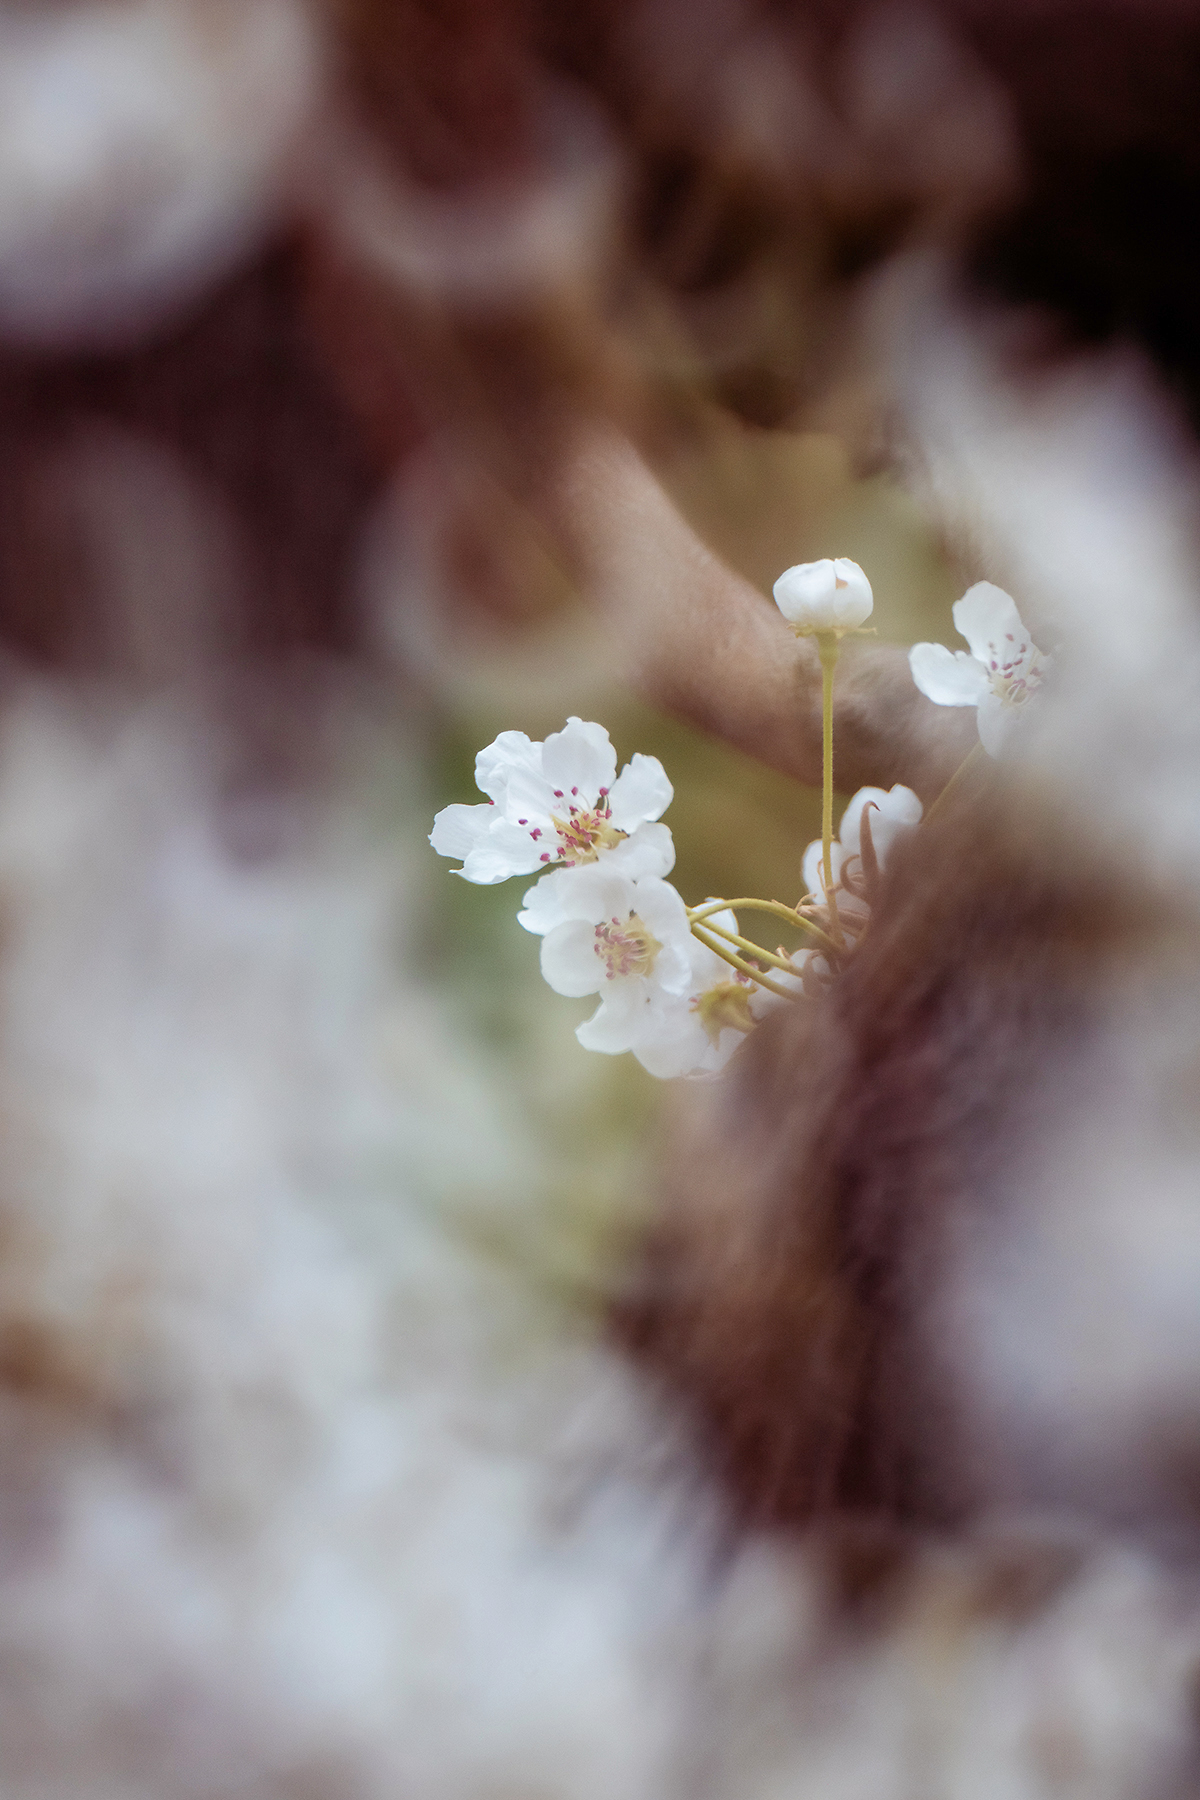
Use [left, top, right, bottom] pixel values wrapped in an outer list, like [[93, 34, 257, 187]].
[[773, 558, 873, 634]]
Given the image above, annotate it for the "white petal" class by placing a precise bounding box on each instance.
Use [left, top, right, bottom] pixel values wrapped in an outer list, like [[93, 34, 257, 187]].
[[686, 939, 730, 987], [459, 816, 550, 883], [576, 983, 650, 1053], [540, 717, 617, 804], [838, 784, 923, 868], [829, 558, 874, 628], [952, 581, 1030, 669], [545, 864, 638, 925], [521, 857, 663, 933], [870, 798, 922, 870], [909, 642, 989, 707], [633, 1004, 715, 1078], [628, 877, 691, 948], [516, 866, 579, 935], [604, 822, 675, 879], [429, 801, 493, 861], [498, 761, 559, 825], [773, 557, 873, 631], [690, 901, 738, 942], [748, 959, 806, 1017], [474, 731, 540, 803], [654, 940, 696, 998], [773, 559, 835, 627], [686, 905, 741, 977], [606, 754, 673, 829], [802, 837, 844, 899], [881, 783, 924, 827], [704, 1027, 749, 1073], [682, 917, 733, 988], [836, 788, 888, 860], [540, 920, 605, 997]]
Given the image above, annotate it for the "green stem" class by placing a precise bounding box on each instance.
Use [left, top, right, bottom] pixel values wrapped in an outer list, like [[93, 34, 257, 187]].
[[690, 897, 805, 929], [689, 925, 802, 1001], [817, 632, 838, 892], [815, 631, 845, 946], [687, 896, 838, 957], [694, 919, 805, 975]]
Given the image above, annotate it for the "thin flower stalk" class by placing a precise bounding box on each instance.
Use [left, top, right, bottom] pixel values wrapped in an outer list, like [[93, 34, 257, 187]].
[[818, 630, 839, 898], [430, 549, 950, 1080], [688, 925, 802, 1000], [690, 902, 839, 960], [691, 918, 809, 976]]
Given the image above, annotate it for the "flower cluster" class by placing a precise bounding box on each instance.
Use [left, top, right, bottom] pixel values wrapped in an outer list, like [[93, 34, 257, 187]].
[[432, 720, 790, 1076], [430, 560, 1048, 1080], [431, 718, 920, 1076]]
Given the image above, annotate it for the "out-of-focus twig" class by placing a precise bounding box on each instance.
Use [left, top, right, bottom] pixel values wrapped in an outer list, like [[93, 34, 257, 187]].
[[541, 425, 979, 802]]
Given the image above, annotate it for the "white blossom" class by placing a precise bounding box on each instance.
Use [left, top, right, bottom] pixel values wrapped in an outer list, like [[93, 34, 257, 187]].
[[535, 868, 695, 1057], [802, 784, 923, 900], [527, 881, 815, 1078], [909, 581, 1051, 756], [430, 718, 674, 885], [631, 911, 751, 1078], [632, 924, 747, 1077], [773, 558, 873, 634], [633, 909, 815, 1079]]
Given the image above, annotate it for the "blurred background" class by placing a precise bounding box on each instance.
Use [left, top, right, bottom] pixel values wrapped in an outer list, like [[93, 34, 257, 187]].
[[2, 0, 1200, 1793]]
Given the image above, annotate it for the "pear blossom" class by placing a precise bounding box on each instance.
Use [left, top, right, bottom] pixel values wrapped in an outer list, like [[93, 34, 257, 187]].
[[523, 881, 808, 1076], [430, 717, 674, 885], [773, 558, 873, 634], [909, 581, 1051, 757], [626, 908, 809, 1079], [802, 784, 923, 900], [632, 914, 753, 1077], [535, 867, 695, 1057]]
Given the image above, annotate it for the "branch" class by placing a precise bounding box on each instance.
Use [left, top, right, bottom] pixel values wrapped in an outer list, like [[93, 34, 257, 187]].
[[542, 424, 979, 804]]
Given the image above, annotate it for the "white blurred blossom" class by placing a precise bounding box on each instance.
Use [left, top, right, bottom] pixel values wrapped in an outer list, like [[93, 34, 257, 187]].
[[430, 718, 674, 885], [0, 0, 320, 347], [909, 582, 1050, 756]]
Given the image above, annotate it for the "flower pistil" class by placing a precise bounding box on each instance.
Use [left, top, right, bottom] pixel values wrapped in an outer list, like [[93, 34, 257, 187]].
[[693, 977, 756, 1046], [543, 788, 625, 865], [594, 913, 662, 980]]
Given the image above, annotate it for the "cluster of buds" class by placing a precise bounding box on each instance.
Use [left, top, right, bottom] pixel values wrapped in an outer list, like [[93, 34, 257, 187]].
[[431, 560, 1050, 1079]]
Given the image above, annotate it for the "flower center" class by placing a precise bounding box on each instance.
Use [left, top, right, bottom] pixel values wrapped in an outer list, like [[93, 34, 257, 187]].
[[523, 786, 627, 866], [985, 634, 1048, 708], [553, 809, 625, 864], [693, 978, 755, 1046], [593, 912, 661, 980]]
